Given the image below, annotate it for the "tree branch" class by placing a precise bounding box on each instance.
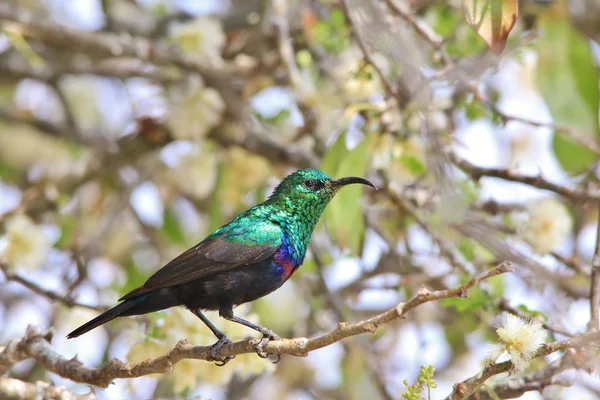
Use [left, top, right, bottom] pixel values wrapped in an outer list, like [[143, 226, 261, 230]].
[[0, 377, 96, 400], [0, 263, 513, 388], [446, 330, 600, 399], [450, 152, 600, 202], [588, 209, 600, 330], [0, 263, 106, 312], [338, 0, 398, 99], [0, 3, 244, 117], [382, 0, 452, 65], [471, 85, 600, 158]]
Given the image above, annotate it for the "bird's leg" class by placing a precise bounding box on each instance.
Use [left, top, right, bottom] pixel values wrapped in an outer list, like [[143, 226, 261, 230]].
[[219, 306, 282, 363], [190, 309, 235, 366]]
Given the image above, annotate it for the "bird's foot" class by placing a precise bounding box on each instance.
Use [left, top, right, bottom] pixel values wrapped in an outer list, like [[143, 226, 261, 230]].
[[208, 336, 235, 366], [253, 330, 282, 364]]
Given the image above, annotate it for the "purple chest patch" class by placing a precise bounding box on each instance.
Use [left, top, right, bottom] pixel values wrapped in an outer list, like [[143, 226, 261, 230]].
[[273, 246, 298, 279]]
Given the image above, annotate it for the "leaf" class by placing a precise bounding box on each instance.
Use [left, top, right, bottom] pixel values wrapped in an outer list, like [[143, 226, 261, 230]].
[[462, 0, 518, 54], [537, 5, 600, 174], [117, 258, 150, 296], [441, 274, 503, 311], [517, 304, 549, 321], [161, 208, 186, 245], [4, 30, 45, 67], [441, 287, 489, 312], [0, 159, 18, 180], [322, 133, 373, 253], [56, 215, 78, 249], [399, 154, 427, 176], [310, 9, 350, 54]]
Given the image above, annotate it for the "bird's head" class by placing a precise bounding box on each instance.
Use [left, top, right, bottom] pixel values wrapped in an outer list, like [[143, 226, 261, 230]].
[[268, 169, 376, 214]]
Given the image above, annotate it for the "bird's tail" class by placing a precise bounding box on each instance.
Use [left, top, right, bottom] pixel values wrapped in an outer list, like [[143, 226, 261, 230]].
[[67, 296, 147, 339]]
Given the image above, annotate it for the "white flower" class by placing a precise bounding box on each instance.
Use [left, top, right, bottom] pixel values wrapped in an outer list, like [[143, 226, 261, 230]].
[[489, 313, 546, 372], [168, 17, 225, 66], [0, 214, 50, 269], [167, 77, 225, 140], [521, 198, 572, 254], [331, 46, 386, 101], [163, 143, 218, 200]]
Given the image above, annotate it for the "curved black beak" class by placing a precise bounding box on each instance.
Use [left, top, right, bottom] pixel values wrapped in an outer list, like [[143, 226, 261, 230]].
[[333, 176, 377, 189]]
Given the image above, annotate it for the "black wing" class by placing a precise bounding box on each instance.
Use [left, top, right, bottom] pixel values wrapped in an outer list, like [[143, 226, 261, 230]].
[[120, 222, 281, 301]]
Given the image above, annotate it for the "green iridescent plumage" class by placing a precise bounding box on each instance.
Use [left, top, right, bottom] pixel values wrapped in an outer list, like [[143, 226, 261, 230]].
[[210, 169, 342, 263], [68, 168, 374, 365]]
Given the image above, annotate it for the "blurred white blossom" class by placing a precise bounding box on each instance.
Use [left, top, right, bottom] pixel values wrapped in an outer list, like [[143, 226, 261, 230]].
[[489, 313, 546, 372], [521, 197, 572, 254], [378, 98, 403, 132], [169, 17, 225, 66], [0, 214, 50, 269], [162, 143, 218, 200], [0, 126, 92, 181], [59, 76, 104, 135], [128, 307, 274, 392], [331, 46, 387, 101], [167, 77, 225, 140]]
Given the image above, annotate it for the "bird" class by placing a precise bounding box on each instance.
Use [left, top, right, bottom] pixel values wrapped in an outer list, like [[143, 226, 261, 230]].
[[67, 168, 375, 365]]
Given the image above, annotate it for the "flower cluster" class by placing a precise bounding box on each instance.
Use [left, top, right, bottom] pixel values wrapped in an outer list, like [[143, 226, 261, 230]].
[[489, 313, 546, 372], [0, 214, 50, 270], [167, 76, 225, 140], [168, 17, 225, 67], [330, 46, 387, 101], [520, 197, 572, 254]]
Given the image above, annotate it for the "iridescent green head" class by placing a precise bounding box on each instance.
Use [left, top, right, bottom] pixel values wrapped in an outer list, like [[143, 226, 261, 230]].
[[268, 168, 375, 214], [260, 169, 375, 262]]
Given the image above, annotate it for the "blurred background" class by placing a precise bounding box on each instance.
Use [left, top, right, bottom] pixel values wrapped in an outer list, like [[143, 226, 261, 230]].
[[1, 0, 600, 399]]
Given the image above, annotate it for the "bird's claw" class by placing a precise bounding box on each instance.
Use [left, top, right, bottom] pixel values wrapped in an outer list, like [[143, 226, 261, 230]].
[[253, 331, 282, 364], [209, 337, 235, 366]]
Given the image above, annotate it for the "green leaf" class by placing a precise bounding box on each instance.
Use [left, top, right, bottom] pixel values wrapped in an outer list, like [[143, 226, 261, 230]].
[[462, 0, 518, 54], [432, 4, 462, 38], [4, 30, 45, 67], [117, 258, 150, 296], [330, 9, 346, 27], [310, 9, 350, 54], [321, 132, 348, 177], [399, 154, 427, 176], [267, 108, 291, 126], [0, 160, 18, 180], [517, 304, 549, 321], [487, 274, 504, 298], [322, 133, 373, 253], [56, 215, 78, 249], [537, 7, 600, 174], [161, 208, 186, 245], [441, 287, 489, 312]]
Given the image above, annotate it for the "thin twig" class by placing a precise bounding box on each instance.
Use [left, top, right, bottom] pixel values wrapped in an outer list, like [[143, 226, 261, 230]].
[[0, 263, 107, 312], [48, 78, 79, 140], [472, 87, 600, 158], [450, 152, 600, 202], [338, 0, 398, 98], [383, 0, 452, 65], [588, 209, 600, 331], [0, 376, 96, 400], [272, 0, 301, 88], [446, 330, 600, 399]]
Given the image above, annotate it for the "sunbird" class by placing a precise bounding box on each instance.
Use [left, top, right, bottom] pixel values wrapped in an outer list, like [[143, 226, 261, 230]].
[[68, 169, 375, 364]]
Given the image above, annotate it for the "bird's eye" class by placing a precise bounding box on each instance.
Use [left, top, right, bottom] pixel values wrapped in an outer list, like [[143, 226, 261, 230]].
[[303, 179, 317, 189]]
